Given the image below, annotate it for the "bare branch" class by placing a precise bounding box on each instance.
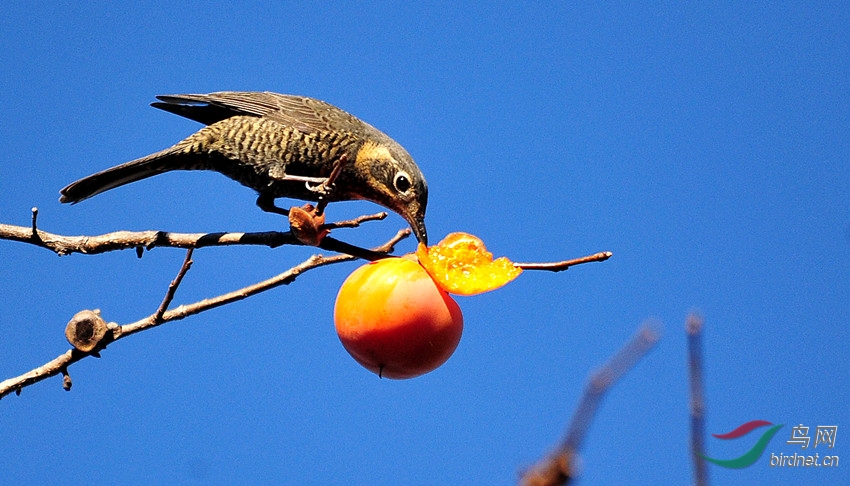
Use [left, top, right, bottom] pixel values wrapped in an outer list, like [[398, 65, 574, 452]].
[[321, 211, 388, 230], [0, 349, 82, 399], [519, 322, 661, 486], [153, 248, 194, 322], [515, 251, 612, 272], [0, 211, 389, 256], [0, 229, 409, 400], [319, 234, 409, 262], [687, 314, 709, 486], [562, 323, 661, 452]]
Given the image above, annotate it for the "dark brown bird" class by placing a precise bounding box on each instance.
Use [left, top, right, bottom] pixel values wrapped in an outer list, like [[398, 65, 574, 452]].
[[59, 91, 428, 244]]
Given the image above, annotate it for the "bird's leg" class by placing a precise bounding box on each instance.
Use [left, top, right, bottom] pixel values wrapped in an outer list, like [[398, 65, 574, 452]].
[[267, 164, 329, 186], [256, 194, 290, 216], [314, 154, 349, 216], [267, 164, 335, 213], [261, 154, 349, 217]]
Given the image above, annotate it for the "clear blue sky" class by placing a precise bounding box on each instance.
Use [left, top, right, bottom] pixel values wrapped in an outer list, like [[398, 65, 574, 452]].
[[1, 3, 848, 485]]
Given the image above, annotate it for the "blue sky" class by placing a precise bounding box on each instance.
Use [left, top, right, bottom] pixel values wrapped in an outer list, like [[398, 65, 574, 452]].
[[1, 3, 848, 484]]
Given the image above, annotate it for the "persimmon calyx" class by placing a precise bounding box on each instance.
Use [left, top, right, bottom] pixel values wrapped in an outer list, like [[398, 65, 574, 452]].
[[288, 204, 330, 246]]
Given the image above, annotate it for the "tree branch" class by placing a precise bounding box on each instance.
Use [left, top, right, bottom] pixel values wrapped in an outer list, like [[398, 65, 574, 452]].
[[0, 210, 389, 256], [515, 251, 612, 272], [153, 248, 194, 322], [0, 229, 409, 400], [519, 322, 661, 486], [687, 314, 709, 486], [1, 206, 614, 402]]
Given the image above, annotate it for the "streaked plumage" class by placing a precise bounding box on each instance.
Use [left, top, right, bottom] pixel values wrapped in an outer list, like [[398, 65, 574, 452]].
[[60, 91, 428, 244]]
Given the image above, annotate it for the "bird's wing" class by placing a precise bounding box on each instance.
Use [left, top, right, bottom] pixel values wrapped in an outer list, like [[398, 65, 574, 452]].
[[152, 91, 367, 136]]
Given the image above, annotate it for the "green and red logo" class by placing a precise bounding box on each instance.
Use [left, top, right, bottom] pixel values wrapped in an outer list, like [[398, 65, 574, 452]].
[[700, 420, 784, 468]]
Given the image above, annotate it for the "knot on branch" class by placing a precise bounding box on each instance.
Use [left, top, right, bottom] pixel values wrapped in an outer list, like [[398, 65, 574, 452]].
[[65, 309, 112, 353]]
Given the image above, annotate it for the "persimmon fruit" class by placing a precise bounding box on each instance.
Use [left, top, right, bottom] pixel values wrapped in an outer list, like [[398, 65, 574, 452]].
[[334, 257, 463, 379], [416, 232, 522, 296]]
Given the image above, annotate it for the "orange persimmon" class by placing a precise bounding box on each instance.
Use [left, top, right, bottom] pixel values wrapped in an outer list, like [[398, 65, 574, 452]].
[[416, 232, 522, 296], [334, 257, 463, 379]]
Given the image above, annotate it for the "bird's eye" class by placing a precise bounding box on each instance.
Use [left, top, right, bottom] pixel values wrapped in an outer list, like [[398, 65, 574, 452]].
[[393, 171, 412, 193]]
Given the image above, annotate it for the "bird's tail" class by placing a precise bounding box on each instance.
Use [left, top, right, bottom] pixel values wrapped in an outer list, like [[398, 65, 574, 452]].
[[59, 147, 189, 203]]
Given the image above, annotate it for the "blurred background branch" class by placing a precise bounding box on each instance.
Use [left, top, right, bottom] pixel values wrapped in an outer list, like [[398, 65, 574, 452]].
[[519, 322, 661, 486]]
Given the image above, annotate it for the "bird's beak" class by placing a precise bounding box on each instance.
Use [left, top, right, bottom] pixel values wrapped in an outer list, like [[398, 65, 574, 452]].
[[402, 211, 428, 246], [411, 217, 428, 246]]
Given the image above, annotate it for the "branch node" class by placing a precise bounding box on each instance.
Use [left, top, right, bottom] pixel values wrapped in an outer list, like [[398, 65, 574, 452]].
[[61, 368, 72, 391], [65, 309, 109, 353], [149, 230, 170, 250], [106, 321, 121, 331], [30, 207, 41, 240]]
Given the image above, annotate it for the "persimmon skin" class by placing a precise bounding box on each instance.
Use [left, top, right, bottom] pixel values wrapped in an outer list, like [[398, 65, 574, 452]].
[[334, 257, 463, 379]]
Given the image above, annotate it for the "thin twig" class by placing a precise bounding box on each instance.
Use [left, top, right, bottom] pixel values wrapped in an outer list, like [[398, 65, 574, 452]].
[[319, 233, 408, 262], [0, 212, 388, 256], [515, 251, 612, 272], [154, 248, 194, 322], [687, 314, 708, 486], [30, 207, 39, 239], [519, 322, 661, 486], [0, 229, 409, 400], [321, 211, 388, 231], [321, 211, 386, 229]]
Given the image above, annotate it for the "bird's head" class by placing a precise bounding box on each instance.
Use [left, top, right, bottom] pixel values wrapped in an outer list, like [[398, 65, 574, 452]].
[[348, 139, 429, 245]]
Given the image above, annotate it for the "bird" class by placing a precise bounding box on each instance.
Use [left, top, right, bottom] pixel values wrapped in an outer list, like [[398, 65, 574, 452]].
[[59, 91, 429, 244]]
